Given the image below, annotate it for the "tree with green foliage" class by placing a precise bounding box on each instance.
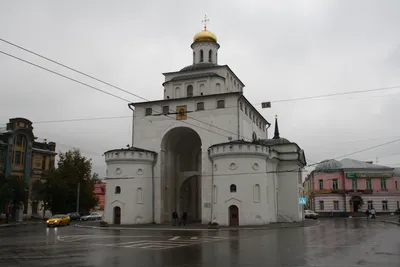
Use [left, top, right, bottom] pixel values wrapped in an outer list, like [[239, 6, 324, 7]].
[[0, 175, 29, 222], [32, 148, 98, 215], [31, 169, 68, 217]]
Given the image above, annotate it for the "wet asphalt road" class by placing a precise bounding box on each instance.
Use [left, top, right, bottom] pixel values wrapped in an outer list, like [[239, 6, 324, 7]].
[[0, 219, 398, 267]]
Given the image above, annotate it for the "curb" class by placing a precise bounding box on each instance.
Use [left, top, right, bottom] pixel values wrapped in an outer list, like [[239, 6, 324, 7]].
[[74, 224, 220, 231], [0, 221, 44, 228], [74, 220, 320, 231], [377, 220, 400, 226]]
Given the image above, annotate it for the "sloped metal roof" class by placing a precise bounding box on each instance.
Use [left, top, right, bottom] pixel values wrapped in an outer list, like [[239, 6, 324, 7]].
[[314, 158, 393, 171], [393, 168, 400, 177], [339, 158, 392, 169], [169, 72, 223, 82]]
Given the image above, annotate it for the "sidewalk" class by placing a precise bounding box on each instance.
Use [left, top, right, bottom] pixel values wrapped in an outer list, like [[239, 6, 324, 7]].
[[357, 215, 400, 226], [75, 219, 319, 231]]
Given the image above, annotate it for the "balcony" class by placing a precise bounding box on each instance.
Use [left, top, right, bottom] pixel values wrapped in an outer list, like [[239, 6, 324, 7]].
[[345, 189, 374, 194]]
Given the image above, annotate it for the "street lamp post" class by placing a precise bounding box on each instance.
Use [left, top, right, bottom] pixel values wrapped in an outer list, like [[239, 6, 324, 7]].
[[76, 182, 80, 214]]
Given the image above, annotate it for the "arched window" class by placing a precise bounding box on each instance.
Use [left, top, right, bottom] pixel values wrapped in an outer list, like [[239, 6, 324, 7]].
[[175, 87, 180, 98], [208, 50, 212, 62], [254, 184, 260, 202], [137, 188, 143, 203], [115, 186, 121, 194], [13, 134, 26, 166], [193, 51, 195, 63], [230, 184, 237, 193], [200, 50, 204, 62], [216, 83, 221, 93], [187, 85, 193, 97]]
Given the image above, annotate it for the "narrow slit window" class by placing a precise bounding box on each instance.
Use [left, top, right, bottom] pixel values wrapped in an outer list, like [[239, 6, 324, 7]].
[[145, 108, 152, 116], [197, 102, 204, 110], [217, 100, 225, 108]]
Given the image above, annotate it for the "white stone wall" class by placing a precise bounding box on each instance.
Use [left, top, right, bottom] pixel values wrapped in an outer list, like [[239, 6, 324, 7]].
[[163, 66, 244, 99], [209, 143, 276, 225], [134, 94, 241, 224], [164, 76, 226, 99], [277, 162, 303, 222], [104, 150, 156, 224], [134, 94, 240, 150], [238, 102, 268, 141], [192, 42, 219, 65]]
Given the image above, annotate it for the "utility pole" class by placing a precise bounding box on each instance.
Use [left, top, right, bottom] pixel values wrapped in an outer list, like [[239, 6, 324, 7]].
[[77, 182, 80, 214]]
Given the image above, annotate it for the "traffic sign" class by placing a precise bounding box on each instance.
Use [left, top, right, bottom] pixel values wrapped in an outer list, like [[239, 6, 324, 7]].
[[299, 197, 306, 205], [261, 102, 271, 108]]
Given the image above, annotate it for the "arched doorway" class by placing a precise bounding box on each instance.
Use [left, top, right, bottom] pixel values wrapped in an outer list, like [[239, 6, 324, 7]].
[[350, 196, 363, 212], [179, 175, 201, 223], [113, 206, 121, 225], [229, 205, 239, 226], [161, 127, 202, 223]]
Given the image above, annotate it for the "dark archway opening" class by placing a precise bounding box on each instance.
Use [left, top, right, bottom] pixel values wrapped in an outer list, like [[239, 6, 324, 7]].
[[113, 206, 121, 225], [161, 127, 202, 223], [229, 205, 239, 226]]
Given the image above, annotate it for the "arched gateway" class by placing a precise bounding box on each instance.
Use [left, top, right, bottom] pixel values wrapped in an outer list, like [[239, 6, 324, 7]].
[[161, 127, 202, 223], [103, 26, 307, 227]]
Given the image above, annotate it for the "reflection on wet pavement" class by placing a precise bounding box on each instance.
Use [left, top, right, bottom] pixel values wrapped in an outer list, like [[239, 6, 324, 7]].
[[0, 219, 398, 267]]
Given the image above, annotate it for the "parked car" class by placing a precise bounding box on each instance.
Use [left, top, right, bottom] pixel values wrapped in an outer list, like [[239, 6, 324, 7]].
[[80, 212, 103, 221], [304, 210, 319, 219], [46, 214, 70, 227], [67, 212, 81, 221]]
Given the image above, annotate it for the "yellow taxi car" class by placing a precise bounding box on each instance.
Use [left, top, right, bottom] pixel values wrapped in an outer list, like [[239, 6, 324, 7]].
[[46, 214, 70, 227]]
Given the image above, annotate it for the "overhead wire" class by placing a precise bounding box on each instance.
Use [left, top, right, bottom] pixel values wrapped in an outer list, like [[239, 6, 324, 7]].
[[0, 49, 235, 140], [2, 38, 400, 174], [0, 50, 132, 103], [102, 136, 400, 180], [0, 38, 253, 141]]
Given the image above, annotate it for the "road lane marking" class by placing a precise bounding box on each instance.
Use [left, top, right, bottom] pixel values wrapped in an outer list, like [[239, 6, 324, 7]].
[[105, 240, 146, 246], [57, 234, 229, 250]]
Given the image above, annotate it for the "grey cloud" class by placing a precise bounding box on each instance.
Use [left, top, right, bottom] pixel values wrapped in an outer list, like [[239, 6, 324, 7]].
[[1, 0, 400, 177]]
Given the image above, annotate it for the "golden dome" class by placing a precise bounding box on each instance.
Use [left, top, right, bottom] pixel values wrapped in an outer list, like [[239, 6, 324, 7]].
[[193, 29, 217, 43]]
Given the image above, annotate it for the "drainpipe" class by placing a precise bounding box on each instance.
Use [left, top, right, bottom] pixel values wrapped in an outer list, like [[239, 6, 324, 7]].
[[237, 95, 243, 140], [342, 170, 347, 212], [128, 104, 135, 147], [151, 155, 158, 224], [208, 149, 214, 223]]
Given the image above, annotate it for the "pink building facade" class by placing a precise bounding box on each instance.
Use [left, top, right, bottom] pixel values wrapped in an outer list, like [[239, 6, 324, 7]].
[[94, 183, 106, 210], [304, 158, 400, 215]]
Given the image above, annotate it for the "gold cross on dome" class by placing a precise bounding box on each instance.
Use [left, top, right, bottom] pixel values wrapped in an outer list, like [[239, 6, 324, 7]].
[[201, 14, 210, 30]]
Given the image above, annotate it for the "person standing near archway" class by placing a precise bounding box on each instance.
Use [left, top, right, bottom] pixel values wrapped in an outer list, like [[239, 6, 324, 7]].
[[181, 211, 188, 226], [172, 211, 178, 226]]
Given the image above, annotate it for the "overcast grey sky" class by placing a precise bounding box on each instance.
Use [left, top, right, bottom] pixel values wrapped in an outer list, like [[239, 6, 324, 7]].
[[1, 0, 400, 177]]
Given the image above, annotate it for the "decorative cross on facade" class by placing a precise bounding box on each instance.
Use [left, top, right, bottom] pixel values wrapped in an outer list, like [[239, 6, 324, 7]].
[[201, 14, 210, 30]]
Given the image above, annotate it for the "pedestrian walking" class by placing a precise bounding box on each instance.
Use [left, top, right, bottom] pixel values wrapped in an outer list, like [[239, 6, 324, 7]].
[[366, 209, 370, 220], [172, 211, 178, 226], [370, 208, 376, 219]]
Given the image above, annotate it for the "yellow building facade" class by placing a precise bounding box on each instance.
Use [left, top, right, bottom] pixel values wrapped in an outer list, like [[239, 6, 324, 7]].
[[0, 117, 57, 216]]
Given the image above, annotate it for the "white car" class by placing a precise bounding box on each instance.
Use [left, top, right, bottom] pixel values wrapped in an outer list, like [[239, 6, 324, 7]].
[[80, 212, 103, 221], [304, 210, 319, 219]]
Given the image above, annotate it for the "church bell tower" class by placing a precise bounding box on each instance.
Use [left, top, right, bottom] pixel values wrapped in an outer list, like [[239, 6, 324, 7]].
[[191, 15, 219, 65]]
